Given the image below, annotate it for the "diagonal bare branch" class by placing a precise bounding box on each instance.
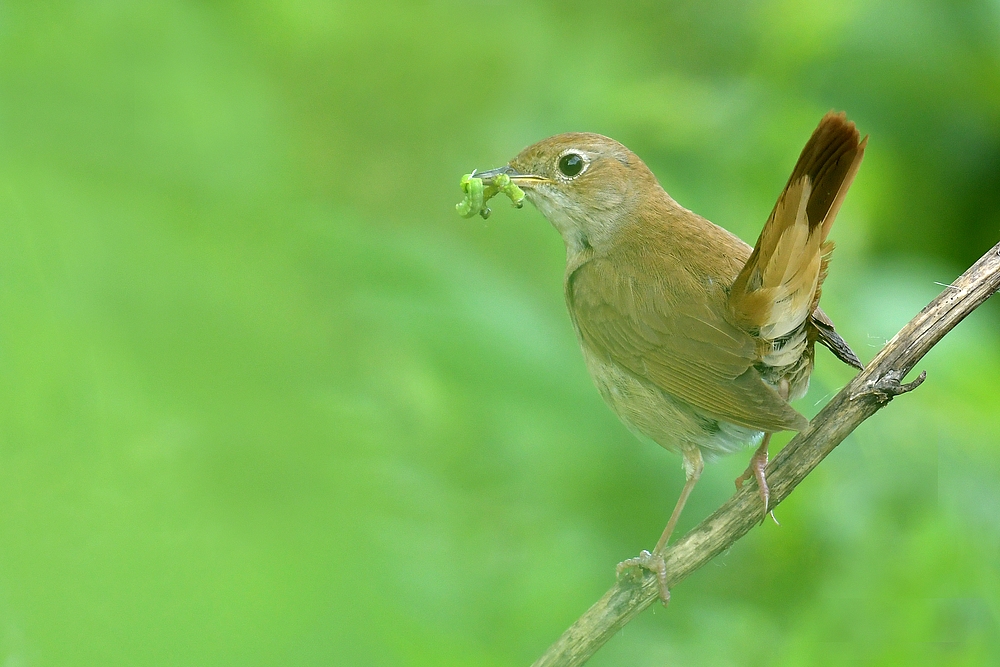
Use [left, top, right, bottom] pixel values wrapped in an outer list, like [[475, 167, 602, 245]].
[[531, 241, 1000, 667]]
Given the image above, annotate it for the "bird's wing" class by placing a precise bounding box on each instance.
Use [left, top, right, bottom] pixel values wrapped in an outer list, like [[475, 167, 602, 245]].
[[810, 306, 864, 370], [567, 255, 808, 433]]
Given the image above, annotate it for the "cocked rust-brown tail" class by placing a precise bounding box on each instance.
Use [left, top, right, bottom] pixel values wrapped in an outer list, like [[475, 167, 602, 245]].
[[728, 112, 866, 344]]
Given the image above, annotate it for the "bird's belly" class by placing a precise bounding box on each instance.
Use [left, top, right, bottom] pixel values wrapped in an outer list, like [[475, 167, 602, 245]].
[[581, 348, 762, 461]]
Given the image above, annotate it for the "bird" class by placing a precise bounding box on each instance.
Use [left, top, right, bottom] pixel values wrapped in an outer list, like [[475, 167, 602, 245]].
[[471, 112, 866, 603]]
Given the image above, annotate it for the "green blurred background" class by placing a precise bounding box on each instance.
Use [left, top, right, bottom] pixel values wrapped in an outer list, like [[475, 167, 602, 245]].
[[0, 1, 998, 665]]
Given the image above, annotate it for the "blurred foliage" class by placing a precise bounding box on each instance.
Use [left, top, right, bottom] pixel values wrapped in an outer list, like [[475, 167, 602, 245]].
[[0, 1, 998, 665]]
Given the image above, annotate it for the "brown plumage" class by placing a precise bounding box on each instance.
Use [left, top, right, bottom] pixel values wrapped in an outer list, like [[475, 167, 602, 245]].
[[476, 112, 866, 603]]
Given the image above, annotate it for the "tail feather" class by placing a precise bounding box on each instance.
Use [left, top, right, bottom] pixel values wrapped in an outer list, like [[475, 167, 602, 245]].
[[729, 112, 865, 346]]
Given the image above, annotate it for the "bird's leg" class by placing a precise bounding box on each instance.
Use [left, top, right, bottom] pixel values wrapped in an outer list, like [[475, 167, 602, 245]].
[[735, 378, 788, 522], [654, 450, 704, 553], [617, 448, 704, 605], [735, 432, 775, 521]]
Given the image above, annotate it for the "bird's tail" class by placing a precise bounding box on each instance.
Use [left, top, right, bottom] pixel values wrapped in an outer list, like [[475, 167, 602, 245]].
[[728, 112, 866, 366]]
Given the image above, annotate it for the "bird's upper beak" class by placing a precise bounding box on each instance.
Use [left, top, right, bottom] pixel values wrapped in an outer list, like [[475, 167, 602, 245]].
[[472, 165, 551, 188]]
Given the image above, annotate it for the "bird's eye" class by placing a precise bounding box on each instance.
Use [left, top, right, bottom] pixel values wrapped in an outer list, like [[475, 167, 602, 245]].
[[557, 152, 586, 178]]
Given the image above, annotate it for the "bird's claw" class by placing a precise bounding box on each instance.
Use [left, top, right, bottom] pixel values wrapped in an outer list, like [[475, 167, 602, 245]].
[[617, 550, 670, 606], [735, 447, 777, 523]]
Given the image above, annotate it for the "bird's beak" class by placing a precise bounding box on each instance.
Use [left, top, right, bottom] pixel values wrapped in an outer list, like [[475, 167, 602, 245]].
[[472, 165, 552, 188]]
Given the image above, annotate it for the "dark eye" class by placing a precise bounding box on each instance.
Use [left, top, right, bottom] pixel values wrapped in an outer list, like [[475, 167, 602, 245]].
[[558, 152, 585, 178]]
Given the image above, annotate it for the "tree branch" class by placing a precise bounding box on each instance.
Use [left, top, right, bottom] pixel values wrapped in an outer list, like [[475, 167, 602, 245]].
[[531, 241, 1000, 667]]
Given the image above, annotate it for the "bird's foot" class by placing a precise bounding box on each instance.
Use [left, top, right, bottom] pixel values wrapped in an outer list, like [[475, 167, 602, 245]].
[[616, 550, 670, 606], [735, 447, 778, 523]]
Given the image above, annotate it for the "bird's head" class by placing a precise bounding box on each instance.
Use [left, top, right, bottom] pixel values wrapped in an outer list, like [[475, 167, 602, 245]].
[[475, 133, 661, 254]]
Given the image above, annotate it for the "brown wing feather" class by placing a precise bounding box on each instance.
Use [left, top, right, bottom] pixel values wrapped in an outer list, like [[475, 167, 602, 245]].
[[811, 306, 864, 370], [567, 254, 808, 433], [729, 112, 866, 340]]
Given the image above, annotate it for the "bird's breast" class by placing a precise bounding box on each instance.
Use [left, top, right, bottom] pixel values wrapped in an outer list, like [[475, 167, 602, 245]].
[[578, 341, 762, 458]]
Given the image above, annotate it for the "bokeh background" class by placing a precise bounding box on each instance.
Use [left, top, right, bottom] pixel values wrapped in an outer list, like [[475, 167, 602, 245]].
[[0, 1, 998, 665]]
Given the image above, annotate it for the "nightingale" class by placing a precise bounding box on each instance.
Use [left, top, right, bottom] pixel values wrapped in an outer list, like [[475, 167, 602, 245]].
[[470, 112, 866, 603]]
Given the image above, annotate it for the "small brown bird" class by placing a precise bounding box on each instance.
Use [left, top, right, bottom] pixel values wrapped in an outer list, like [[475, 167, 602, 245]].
[[473, 112, 866, 602]]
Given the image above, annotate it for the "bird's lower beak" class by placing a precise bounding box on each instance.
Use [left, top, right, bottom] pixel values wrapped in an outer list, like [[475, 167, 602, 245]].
[[472, 165, 551, 188]]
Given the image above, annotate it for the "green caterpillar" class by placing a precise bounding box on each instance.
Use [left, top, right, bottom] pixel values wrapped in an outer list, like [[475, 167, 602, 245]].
[[456, 172, 525, 219]]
